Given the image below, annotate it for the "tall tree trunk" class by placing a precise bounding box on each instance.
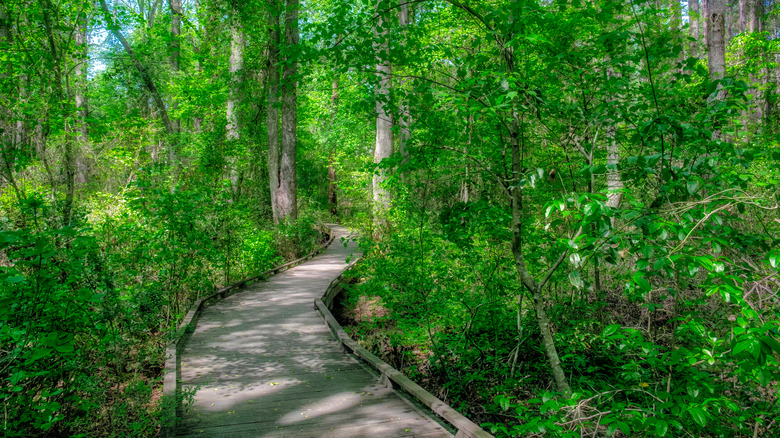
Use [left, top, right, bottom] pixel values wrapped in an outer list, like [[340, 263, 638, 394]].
[[508, 110, 572, 397], [148, 0, 160, 28], [398, 1, 411, 159], [459, 114, 473, 203], [689, 0, 701, 57], [277, 0, 298, 222], [739, 0, 748, 32], [267, 1, 281, 223], [748, 0, 762, 32], [373, 0, 393, 224], [702, 0, 709, 50], [708, 0, 726, 82], [74, 13, 89, 184], [328, 77, 339, 219], [227, 9, 245, 198], [168, 0, 182, 166], [605, 68, 623, 211], [502, 41, 572, 397]]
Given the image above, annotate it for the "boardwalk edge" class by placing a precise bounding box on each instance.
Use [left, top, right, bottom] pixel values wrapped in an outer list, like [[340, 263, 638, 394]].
[[315, 264, 494, 438], [160, 224, 336, 438]]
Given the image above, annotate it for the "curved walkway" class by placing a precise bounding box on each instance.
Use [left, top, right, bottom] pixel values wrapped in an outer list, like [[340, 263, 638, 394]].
[[177, 226, 452, 437]]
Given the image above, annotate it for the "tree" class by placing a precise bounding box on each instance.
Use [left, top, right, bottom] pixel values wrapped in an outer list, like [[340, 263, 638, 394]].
[[689, 0, 700, 56], [267, 0, 282, 222], [708, 0, 726, 81], [227, 6, 245, 198], [372, 0, 393, 225], [277, 0, 299, 222]]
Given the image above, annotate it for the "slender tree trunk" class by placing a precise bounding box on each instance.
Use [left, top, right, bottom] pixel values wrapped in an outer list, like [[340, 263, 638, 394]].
[[227, 9, 245, 198], [226, 13, 244, 141], [328, 77, 339, 219], [74, 13, 89, 184], [689, 0, 700, 57], [702, 0, 709, 49], [373, 0, 393, 224], [398, 1, 411, 159], [605, 69, 623, 211], [739, 0, 748, 32], [267, 1, 281, 223], [499, 39, 572, 396], [459, 113, 473, 204], [509, 110, 571, 397], [708, 0, 726, 81], [168, 0, 182, 167], [277, 0, 298, 222], [748, 0, 762, 32], [148, 0, 160, 28]]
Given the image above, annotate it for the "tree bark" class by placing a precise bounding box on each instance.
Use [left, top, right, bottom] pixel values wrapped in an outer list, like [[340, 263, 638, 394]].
[[277, 0, 298, 222], [267, 0, 281, 223], [148, 0, 161, 29], [509, 111, 572, 397], [373, 0, 393, 224], [702, 0, 708, 50], [398, 1, 411, 159], [328, 77, 339, 219], [227, 8, 245, 198], [74, 13, 89, 184], [168, 0, 182, 168], [605, 68, 623, 211], [688, 0, 700, 57], [748, 0, 762, 32], [739, 0, 748, 33], [707, 0, 726, 81], [226, 12, 244, 142], [502, 40, 572, 397]]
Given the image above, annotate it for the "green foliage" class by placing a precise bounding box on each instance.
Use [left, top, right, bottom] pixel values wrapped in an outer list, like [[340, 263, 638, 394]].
[[328, 0, 780, 436]]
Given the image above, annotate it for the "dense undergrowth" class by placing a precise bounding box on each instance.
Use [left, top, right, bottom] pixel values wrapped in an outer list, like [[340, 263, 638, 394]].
[[338, 160, 780, 437], [0, 181, 324, 437]]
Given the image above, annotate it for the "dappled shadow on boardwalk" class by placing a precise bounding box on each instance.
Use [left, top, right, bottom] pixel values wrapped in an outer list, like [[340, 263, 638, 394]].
[[176, 227, 452, 438]]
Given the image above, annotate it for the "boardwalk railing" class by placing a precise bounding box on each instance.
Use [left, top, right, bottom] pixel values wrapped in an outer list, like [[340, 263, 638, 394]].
[[161, 226, 335, 438], [314, 264, 494, 438]]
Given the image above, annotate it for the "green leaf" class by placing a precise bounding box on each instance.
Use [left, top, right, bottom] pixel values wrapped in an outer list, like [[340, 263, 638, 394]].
[[55, 342, 74, 354], [686, 380, 700, 398], [733, 338, 761, 360], [29, 348, 53, 361], [655, 419, 668, 437], [688, 407, 707, 428], [603, 325, 620, 337], [760, 336, 780, 356], [686, 180, 700, 195], [4, 276, 25, 284], [568, 271, 583, 289]]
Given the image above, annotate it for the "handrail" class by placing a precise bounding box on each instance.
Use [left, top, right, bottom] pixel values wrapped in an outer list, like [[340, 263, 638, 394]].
[[160, 225, 335, 438], [314, 264, 494, 438]]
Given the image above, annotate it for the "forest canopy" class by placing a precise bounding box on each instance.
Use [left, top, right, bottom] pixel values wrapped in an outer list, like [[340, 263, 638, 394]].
[[1, 0, 779, 436]]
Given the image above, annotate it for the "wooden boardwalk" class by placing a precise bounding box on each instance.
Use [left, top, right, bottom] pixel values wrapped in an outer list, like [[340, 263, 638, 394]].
[[177, 226, 453, 437]]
